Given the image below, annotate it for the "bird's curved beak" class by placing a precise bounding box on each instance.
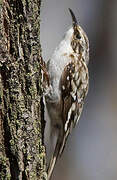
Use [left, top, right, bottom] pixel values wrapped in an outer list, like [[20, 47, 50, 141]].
[[69, 8, 78, 28]]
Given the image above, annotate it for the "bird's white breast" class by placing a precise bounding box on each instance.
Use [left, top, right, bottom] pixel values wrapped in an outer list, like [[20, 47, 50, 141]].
[[48, 28, 74, 100]]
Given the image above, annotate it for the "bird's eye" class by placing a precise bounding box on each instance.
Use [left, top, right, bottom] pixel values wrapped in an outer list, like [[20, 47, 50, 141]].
[[76, 33, 81, 39]]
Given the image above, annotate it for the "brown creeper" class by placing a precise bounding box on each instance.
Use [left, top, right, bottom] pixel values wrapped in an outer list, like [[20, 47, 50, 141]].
[[45, 8, 89, 180]]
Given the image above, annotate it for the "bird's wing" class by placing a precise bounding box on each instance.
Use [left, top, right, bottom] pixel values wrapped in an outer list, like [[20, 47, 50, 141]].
[[59, 57, 89, 155]]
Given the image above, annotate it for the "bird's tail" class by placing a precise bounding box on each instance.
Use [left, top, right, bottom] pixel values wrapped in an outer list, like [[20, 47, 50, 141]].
[[47, 137, 61, 180], [47, 131, 69, 180]]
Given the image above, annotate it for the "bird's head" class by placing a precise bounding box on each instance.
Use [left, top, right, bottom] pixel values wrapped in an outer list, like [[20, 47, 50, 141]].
[[69, 8, 89, 65]]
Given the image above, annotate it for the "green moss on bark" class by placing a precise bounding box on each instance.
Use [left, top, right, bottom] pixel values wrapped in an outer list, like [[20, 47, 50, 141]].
[[0, 0, 47, 179], [0, 157, 11, 180]]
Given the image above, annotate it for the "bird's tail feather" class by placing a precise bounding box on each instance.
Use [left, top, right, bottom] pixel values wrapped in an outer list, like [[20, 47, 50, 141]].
[[47, 131, 69, 180], [47, 137, 61, 180]]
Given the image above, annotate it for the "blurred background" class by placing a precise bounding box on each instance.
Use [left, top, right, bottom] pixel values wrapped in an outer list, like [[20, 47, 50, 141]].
[[40, 0, 117, 180]]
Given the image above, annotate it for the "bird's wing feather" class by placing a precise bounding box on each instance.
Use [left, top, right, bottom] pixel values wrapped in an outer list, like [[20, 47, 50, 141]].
[[59, 56, 89, 155]]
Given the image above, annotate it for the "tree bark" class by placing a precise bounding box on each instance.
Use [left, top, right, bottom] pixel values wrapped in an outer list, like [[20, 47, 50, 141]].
[[0, 0, 47, 179]]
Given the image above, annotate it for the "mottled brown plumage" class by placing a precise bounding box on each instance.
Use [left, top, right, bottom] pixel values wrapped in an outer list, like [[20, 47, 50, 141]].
[[45, 8, 89, 180]]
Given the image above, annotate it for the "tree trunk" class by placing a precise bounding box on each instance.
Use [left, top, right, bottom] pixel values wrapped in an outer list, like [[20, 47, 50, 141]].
[[0, 0, 47, 179]]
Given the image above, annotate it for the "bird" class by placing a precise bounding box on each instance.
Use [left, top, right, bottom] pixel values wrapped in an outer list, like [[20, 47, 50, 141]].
[[45, 8, 89, 180]]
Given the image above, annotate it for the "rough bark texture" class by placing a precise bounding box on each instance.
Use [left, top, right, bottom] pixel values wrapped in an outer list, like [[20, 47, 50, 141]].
[[0, 0, 47, 179]]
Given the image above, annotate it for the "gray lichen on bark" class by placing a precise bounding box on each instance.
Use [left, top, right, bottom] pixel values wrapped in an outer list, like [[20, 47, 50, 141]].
[[0, 0, 47, 179]]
